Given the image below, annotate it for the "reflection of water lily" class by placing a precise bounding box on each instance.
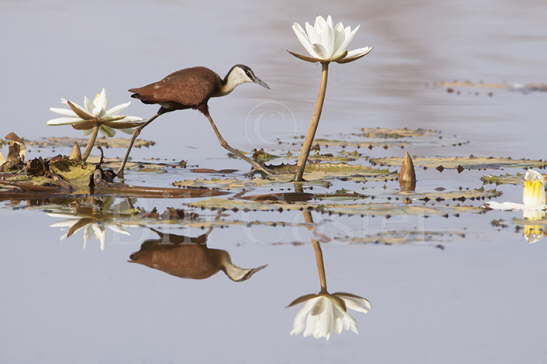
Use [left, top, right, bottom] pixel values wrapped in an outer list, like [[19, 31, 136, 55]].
[[289, 292, 370, 340], [47, 89, 142, 160], [47, 198, 136, 250], [289, 211, 371, 340]]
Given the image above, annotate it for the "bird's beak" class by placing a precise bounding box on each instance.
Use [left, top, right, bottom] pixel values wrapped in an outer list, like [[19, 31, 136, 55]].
[[253, 76, 270, 89]]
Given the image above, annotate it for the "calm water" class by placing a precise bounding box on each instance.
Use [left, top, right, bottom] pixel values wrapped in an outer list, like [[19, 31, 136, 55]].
[[1, 0, 547, 363]]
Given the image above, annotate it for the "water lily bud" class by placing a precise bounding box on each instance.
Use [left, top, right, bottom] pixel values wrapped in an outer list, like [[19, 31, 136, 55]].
[[0, 151, 5, 165], [69, 142, 82, 161], [399, 152, 416, 192]]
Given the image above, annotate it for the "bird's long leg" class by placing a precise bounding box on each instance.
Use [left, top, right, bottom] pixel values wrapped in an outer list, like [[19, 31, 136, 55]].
[[116, 110, 165, 179], [202, 109, 274, 177]]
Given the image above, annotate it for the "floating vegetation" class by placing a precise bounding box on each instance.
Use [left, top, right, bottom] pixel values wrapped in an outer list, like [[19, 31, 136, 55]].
[[436, 80, 547, 95], [336, 230, 465, 246], [357, 127, 439, 139], [371, 156, 547, 170], [187, 197, 483, 217], [24, 136, 155, 149], [482, 173, 547, 186], [0, 156, 226, 200]]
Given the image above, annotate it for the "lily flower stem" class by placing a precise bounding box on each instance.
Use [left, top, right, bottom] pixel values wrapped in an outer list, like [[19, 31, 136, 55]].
[[294, 62, 330, 182], [302, 209, 328, 292], [312, 240, 328, 293], [82, 125, 100, 162]]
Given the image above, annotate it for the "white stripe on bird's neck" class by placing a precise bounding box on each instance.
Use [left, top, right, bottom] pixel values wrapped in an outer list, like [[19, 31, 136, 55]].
[[216, 67, 252, 96]]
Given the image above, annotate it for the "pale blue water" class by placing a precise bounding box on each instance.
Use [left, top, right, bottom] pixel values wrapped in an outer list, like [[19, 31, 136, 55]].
[[1, 0, 547, 363]]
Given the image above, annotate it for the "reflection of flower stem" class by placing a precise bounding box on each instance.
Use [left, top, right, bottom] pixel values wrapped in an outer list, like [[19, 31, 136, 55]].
[[302, 209, 328, 292], [294, 62, 330, 182], [312, 240, 328, 292], [82, 125, 99, 161]]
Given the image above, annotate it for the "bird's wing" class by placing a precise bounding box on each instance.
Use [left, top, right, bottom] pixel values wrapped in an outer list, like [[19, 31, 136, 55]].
[[129, 67, 222, 107]]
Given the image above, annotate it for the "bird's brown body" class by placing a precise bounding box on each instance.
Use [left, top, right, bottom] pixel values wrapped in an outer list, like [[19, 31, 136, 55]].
[[129, 67, 223, 112], [128, 229, 267, 282], [116, 64, 272, 178]]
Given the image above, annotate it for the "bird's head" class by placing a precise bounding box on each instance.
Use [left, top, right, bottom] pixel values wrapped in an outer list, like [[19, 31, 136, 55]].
[[223, 64, 270, 92]]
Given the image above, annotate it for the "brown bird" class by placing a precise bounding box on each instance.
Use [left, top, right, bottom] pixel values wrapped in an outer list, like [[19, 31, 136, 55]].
[[128, 228, 267, 282], [117, 65, 273, 178]]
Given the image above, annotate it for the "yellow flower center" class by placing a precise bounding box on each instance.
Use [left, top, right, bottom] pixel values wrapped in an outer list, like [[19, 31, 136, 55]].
[[523, 180, 546, 207]]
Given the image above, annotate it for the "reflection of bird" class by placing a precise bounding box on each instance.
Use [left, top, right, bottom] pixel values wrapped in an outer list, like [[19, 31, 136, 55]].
[[116, 65, 272, 178], [129, 228, 267, 281]]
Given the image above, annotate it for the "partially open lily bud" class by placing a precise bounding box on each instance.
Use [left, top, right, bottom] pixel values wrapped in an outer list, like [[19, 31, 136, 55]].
[[5, 132, 26, 161], [69, 142, 82, 161], [523, 169, 545, 208], [399, 152, 416, 192]]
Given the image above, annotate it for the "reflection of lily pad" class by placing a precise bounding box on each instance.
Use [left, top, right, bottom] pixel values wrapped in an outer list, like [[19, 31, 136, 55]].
[[482, 173, 547, 186], [313, 139, 408, 149], [409, 188, 501, 201], [371, 156, 547, 170], [268, 162, 392, 179], [357, 128, 439, 139], [188, 197, 482, 217], [24, 136, 155, 149], [337, 230, 465, 245]]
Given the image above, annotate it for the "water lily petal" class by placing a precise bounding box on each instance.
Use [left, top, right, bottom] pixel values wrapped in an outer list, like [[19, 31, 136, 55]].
[[65, 100, 95, 120], [334, 25, 360, 58], [305, 22, 320, 46], [485, 201, 525, 210], [333, 23, 346, 55], [93, 88, 107, 116], [47, 117, 85, 126], [100, 125, 116, 137], [287, 49, 323, 63], [312, 43, 329, 59], [293, 23, 319, 58], [91, 224, 107, 251], [337, 47, 372, 64], [108, 224, 130, 235], [84, 96, 94, 112], [106, 102, 131, 115], [290, 297, 318, 335], [49, 107, 76, 117], [336, 293, 371, 314]]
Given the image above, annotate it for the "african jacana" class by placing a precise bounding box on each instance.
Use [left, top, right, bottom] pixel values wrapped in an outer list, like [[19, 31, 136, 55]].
[[129, 228, 267, 281], [117, 65, 272, 177]]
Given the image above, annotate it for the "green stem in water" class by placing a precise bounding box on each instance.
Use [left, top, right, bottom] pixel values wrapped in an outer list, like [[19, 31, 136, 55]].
[[82, 126, 99, 162], [294, 62, 330, 182]]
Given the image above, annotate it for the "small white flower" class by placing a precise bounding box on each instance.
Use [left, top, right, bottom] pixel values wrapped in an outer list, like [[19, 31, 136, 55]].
[[485, 169, 546, 212], [289, 16, 372, 63], [47, 88, 143, 137], [485, 169, 546, 244], [289, 292, 371, 340]]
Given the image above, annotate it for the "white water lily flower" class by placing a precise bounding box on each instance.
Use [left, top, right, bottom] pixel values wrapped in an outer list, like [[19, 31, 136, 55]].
[[47, 88, 143, 137], [485, 169, 546, 212], [289, 15, 372, 63], [289, 292, 371, 340]]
